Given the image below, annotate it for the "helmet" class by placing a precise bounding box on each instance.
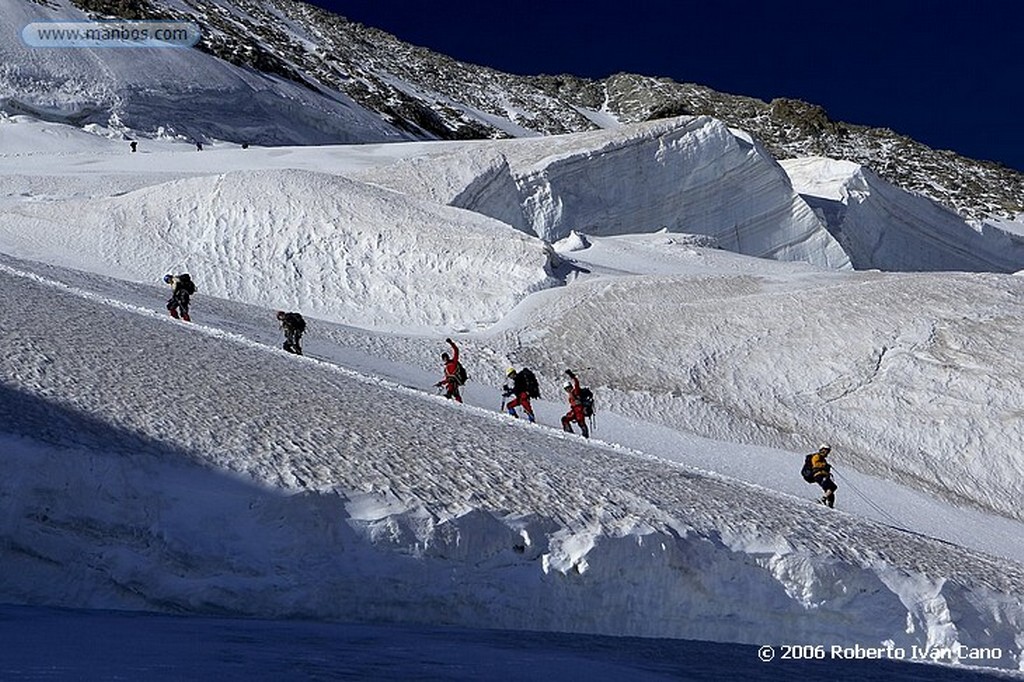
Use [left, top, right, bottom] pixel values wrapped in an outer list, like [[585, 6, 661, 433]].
[[819, 443, 832, 453], [562, 380, 572, 390], [163, 274, 173, 284], [506, 367, 517, 377], [276, 310, 286, 320], [441, 352, 450, 362]]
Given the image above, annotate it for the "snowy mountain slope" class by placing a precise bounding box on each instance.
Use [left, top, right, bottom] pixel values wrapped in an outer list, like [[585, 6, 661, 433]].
[[8, 0, 1020, 223], [5, 2, 1024, 668], [784, 157, 1024, 272], [354, 120, 1024, 273], [2, 256, 1024, 672], [5, 112, 1021, 339], [10, 111, 1013, 288], [2, 165, 557, 331], [355, 116, 851, 268], [0, 115, 856, 333], [0, 0, 405, 145], [202, 4, 1024, 220], [1, 120, 1021, 521], [483, 238, 1024, 522]]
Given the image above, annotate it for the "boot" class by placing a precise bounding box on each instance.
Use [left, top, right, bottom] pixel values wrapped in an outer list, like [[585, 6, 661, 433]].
[[169, 308, 179, 319], [180, 312, 191, 322], [507, 408, 518, 418], [526, 413, 535, 423]]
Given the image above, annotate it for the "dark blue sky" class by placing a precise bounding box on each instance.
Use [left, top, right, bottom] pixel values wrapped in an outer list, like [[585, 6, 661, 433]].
[[311, 1, 1023, 172]]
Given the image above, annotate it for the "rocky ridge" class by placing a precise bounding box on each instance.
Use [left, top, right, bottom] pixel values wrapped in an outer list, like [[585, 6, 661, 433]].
[[63, 0, 1023, 221]]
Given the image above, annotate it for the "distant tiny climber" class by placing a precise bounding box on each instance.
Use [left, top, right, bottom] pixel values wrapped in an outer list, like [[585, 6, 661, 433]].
[[435, 338, 465, 403], [560, 369, 590, 438], [276, 311, 306, 355], [163, 273, 196, 322], [129, 140, 137, 153], [502, 367, 538, 423], [802, 443, 837, 508]]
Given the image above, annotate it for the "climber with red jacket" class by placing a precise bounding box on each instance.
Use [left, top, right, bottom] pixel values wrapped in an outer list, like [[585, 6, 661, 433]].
[[560, 369, 590, 438], [435, 338, 465, 403]]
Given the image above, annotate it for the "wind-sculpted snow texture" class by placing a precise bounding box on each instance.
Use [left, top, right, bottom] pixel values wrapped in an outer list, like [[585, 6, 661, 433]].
[[784, 158, 1024, 273], [358, 116, 854, 269], [507, 238, 1024, 523], [4, 167, 556, 331], [1, 259, 1023, 672], [0, 0, 404, 145]]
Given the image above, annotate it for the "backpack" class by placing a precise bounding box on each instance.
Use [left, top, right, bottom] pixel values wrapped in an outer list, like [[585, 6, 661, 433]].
[[285, 313, 306, 332], [519, 368, 540, 399], [578, 387, 595, 417], [177, 273, 196, 295], [454, 362, 468, 386], [800, 454, 816, 483]]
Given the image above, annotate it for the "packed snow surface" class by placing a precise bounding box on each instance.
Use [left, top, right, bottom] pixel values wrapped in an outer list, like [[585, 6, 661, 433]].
[[357, 117, 851, 267], [1, 115, 1024, 675]]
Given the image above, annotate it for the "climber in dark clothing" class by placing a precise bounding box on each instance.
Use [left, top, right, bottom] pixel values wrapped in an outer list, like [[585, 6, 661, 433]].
[[276, 311, 306, 355], [502, 367, 537, 422], [164, 273, 195, 322]]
